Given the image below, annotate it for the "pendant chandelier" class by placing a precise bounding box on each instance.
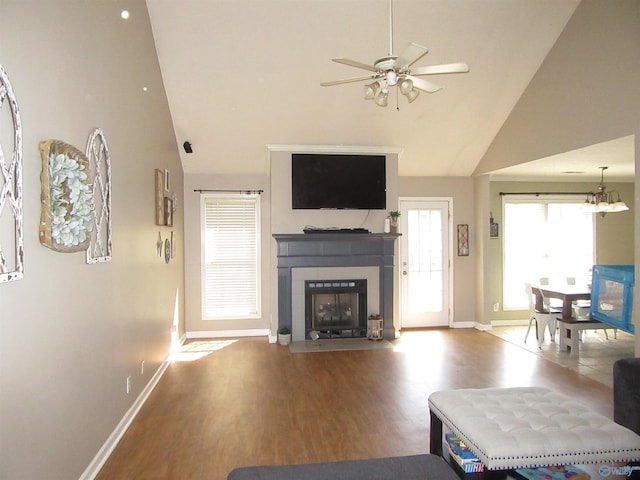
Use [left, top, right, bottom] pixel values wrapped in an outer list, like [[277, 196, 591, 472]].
[[583, 166, 629, 216]]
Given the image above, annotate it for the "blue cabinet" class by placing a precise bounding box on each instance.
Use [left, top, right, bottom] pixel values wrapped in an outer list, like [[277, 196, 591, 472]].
[[590, 265, 634, 334]]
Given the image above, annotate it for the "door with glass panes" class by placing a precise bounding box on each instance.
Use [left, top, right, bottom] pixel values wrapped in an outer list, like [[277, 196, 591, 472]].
[[399, 199, 451, 328]]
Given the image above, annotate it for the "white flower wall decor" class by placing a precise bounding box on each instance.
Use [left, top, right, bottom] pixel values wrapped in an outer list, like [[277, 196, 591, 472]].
[[0, 63, 24, 283], [39, 140, 93, 252]]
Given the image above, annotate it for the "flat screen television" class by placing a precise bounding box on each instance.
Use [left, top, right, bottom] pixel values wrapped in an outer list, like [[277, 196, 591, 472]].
[[291, 154, 386, 209]]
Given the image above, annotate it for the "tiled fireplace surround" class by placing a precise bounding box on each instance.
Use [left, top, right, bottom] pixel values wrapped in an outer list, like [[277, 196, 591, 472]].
[[273, 233, 400, 341]]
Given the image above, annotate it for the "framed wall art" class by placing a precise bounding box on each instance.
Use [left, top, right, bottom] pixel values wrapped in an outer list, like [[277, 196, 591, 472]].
[[155, 169, 164, 225], [490, 220, 499, 239]]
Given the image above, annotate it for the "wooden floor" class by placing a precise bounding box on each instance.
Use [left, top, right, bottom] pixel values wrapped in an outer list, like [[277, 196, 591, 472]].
[[96, 328, 617, 480]]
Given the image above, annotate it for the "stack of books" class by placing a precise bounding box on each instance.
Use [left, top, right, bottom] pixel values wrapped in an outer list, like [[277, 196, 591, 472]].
[[445, 433, 484, 473], [514, 465, 590, 479]]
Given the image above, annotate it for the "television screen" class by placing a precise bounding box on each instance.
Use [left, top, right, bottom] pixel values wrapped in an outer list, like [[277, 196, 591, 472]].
[[291, 154, 386, 209]]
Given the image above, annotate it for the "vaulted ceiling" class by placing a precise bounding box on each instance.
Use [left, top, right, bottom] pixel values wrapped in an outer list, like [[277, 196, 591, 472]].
[[146, 0, 606, 179]]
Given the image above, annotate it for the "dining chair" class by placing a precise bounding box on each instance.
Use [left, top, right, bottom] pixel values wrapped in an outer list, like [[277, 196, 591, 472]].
[[538, 277, 563, 309], [524, 283, 560, 348]]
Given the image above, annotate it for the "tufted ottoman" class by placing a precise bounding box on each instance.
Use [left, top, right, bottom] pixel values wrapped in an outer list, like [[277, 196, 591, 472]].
[[428, 386, 640, 471]]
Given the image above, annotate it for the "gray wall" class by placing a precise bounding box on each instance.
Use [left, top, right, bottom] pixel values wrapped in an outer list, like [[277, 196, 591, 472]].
[[0, 2, 184, 479]]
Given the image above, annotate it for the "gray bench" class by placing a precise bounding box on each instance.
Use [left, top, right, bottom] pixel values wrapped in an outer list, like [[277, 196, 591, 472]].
[[227, 454, 459, 480], [557, 317, 606, 355]]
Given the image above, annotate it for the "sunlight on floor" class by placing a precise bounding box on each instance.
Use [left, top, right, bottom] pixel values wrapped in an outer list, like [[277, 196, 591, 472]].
[[169, 339, 237, 362], [392, 329, 448, 355], [490, 325, 635, 388]]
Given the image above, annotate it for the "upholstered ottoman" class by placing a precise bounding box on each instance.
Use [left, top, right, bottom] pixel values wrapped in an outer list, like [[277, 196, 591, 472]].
[[227, 454, 459, 480], [429, 386, 640, 470]]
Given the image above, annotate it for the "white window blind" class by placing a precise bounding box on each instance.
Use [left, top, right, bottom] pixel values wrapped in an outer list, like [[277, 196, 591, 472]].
[[201, 194, 260, 319], [502, 196, 594, 310]]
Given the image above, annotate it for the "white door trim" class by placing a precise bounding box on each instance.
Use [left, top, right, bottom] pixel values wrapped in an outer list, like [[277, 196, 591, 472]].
[[398, 197, 453, 329]]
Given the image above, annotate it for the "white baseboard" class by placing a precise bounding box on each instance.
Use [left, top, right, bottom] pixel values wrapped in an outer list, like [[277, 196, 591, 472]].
[[186, 329, 270, 339], [79, 358, 170, 480], [491, 319, 529, 327], [474, 322, 492, 331], [451, 321, 476, 329]]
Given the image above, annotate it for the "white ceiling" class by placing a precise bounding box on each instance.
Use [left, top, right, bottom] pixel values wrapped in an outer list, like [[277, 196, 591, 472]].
[[490, 135, 636, 183], [145, 0, 630, 180]]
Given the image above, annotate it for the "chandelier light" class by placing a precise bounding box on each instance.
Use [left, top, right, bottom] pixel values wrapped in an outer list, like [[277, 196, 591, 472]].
[[583, 166, 629, 217]]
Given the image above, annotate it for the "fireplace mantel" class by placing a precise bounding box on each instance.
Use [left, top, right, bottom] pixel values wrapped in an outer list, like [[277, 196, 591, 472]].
[[273, 233, 400, 340]]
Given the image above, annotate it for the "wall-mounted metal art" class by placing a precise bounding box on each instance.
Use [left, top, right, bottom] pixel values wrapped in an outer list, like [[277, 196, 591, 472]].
[[0, 63, 24, 283], [85, 128, 112, 264], [457, 224, 469, 256]]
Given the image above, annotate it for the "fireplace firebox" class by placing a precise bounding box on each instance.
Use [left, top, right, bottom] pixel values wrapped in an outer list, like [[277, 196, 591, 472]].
[[305, 280, 367, 339]]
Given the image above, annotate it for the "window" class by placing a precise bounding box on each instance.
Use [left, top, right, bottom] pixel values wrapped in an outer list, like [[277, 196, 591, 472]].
[[201, 193, 260, 319], [502, 195, 594, 310]]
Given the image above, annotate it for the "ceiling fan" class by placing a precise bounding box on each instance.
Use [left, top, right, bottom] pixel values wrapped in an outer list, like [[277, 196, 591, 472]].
[[321, 0, 469, 107]]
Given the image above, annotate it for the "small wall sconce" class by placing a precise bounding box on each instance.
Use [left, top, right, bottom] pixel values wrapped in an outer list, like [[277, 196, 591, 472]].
[[457, 224, 469, 256]]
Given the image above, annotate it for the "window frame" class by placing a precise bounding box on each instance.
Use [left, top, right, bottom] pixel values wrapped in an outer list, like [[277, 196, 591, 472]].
[[501, 194, 596, 311], [200, 192, 261, 321]]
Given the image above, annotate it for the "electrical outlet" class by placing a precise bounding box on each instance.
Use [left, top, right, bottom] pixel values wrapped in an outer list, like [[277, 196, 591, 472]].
[[140, 360, 145, 375], [126, 375, 131, 394], [493, 302, 500, 312]]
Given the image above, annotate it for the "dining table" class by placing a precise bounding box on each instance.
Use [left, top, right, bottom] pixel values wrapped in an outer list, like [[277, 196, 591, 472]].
[[532, 284, 592, 320]]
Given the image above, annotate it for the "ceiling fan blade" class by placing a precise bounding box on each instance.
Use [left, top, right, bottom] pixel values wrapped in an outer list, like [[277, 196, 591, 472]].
[[406, 75, 442, 93], [411, 62, 470, 76], [332, 57, 377, 72], [393, 43, 429, 70], [321, 74, 377, 87]]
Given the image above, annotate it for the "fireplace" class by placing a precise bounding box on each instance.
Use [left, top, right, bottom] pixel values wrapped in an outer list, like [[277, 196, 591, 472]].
[[273, 233, 400, 341], [305, 279, 367, 339]]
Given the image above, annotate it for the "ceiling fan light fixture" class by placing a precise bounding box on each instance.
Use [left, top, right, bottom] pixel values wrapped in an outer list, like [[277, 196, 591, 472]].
[[375, 91, 389, 107], [386, 70, 398, 86], [364, 82, 378, 100], [405, 88, 420, 103], [399, 78, 413, 94], [320, 0, 468, 107]]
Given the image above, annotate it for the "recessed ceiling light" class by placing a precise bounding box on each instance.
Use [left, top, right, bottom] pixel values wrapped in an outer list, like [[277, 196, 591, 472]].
[[562, 171, 585, 174], [120, 10, 130, 20]]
